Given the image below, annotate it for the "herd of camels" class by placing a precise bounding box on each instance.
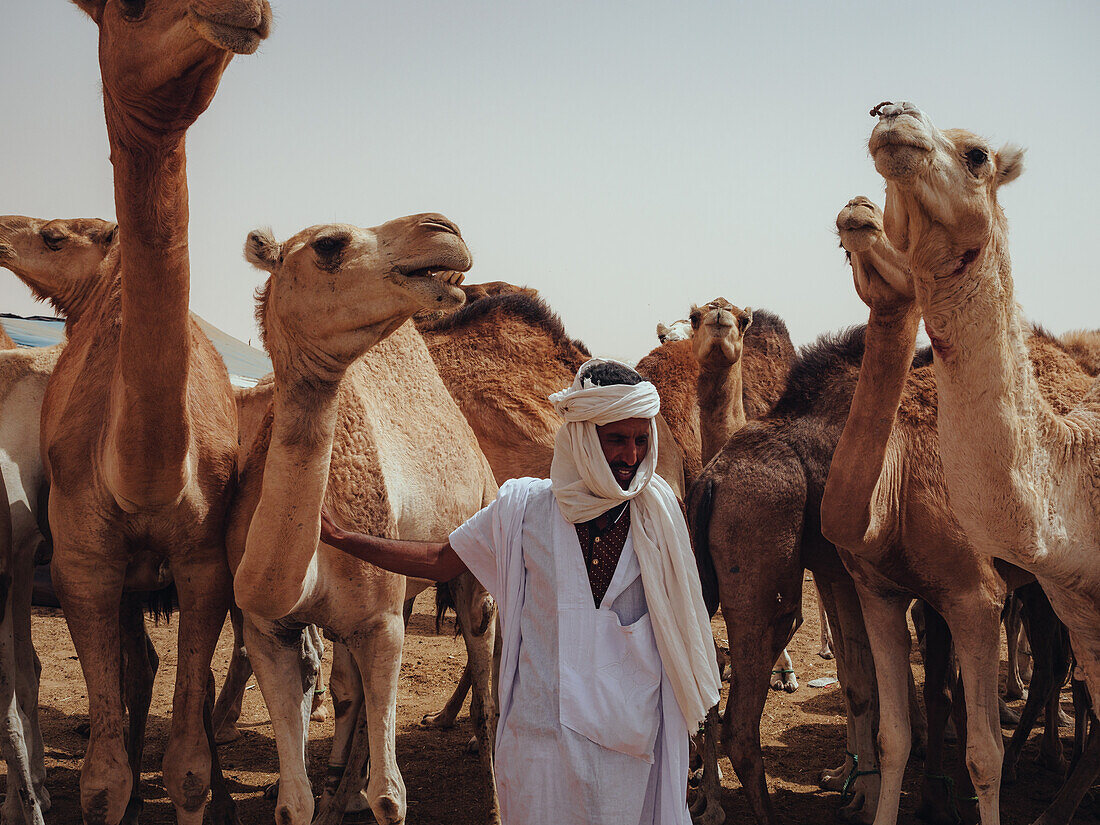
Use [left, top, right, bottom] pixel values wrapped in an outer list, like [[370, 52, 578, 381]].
[[0, 3, 1098, 825]]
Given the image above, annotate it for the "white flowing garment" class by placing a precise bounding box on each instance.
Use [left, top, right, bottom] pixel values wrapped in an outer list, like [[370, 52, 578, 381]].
[[450, 477, 691, 825], [548, 359, 721, 728]]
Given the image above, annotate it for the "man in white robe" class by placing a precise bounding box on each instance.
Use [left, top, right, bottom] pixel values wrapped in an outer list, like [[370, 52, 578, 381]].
[[320, 359, 720, 825]]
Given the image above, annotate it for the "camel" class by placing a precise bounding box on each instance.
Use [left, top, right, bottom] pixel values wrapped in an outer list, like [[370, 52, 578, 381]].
[[45, 3, 270, 823], [0, 328, 16, 349], [821, 193, 1096, 825], [228, 214, 499, 825], [0, 214, 121, 824], [656, 318, 692, 343], [636, 314, 794, 488]]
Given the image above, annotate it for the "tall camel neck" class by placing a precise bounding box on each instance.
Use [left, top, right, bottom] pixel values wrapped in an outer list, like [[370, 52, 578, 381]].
[[234, 367, 342, 621], [696, 358, 745, 467], [920, 238, 1056, 559], [102, 134, 196, 509], [820, 306, 920, 555]]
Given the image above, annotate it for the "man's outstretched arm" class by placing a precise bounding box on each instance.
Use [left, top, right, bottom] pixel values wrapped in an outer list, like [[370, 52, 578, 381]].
[[320, 507, 468, 582]]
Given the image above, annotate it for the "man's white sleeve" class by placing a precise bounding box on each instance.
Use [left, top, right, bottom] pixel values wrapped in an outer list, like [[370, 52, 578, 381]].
[[449, 498, 504, 600]]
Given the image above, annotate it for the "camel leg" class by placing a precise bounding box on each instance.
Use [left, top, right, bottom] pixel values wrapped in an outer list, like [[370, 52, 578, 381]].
[[1004, 595, 1027, 701], [307, 625, 328, 722], [211, 603, 250, 745], [1033, 685, 1100, 825], [916, 604, 959, 825], [857, 592, 912, 825], [317, 639, 370, 815], [770, 648, 798, 693], [118, 593, 158, 825], [1004, 583, 1069, 780], [689, 704, 726, 825], [951, 606, 1004, 825], [320, 615, 406, 825], [829, 576, 880, 825], [818, 584, 835, 659], [245, 614, 318, 825], [52, 541, 131, 825], [423, 664, 473, 729], [161, 554, 232, 825], [448, 571, 499, 821], [0, 571, 45, 825], [11, 526, 48, 815]]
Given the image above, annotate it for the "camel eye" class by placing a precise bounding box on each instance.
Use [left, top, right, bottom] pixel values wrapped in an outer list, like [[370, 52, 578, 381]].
[[41, 231, 65, 252], [312, 236, 347, 257], [965, 148, 988, 168], [118, 0, 147, 21]]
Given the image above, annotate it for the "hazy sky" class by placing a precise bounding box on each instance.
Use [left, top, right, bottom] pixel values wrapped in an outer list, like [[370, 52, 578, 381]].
[[3, 2, 1098, 363]]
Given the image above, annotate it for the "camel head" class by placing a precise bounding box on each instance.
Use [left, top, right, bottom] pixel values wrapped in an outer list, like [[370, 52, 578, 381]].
[[247, 213, 472, 381], [656, 319, 692, 344], [0, 215, 119, 318], [689, 298, 752, 370], [72, 0, 272, 140], [836, 197, 915, 312], [867, 102, 1025, 280]]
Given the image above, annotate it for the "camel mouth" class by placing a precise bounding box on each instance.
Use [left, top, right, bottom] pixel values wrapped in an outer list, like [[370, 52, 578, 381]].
[[403, 267, 467, 286], [188, 7, 270, 55]]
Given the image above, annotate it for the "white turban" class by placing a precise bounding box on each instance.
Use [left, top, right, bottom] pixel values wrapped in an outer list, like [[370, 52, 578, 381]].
[[549, 358, 720, 728]]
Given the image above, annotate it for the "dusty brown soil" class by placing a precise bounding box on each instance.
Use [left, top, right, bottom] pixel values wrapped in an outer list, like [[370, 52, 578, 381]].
[[9, 577, 1098, 824]]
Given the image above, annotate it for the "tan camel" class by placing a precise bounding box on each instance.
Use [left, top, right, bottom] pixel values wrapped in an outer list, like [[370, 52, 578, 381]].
[[0, 328, 15, 349], [821, 193, 1095, 825], [1059, 330, 1100, 376], [0, 214, 120, 824], [228, 214, 499, 825], [50, 3, 269, 823], [636, 315, 794, 488]]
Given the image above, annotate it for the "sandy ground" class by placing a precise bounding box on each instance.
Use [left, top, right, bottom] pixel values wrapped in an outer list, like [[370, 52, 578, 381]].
[[8, 575, 1098, 824]]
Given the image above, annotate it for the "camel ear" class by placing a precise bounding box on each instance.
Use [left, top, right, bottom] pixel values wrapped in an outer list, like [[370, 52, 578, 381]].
[[656, 322, 670, 342], [244, 228, 281, 273], [996, 144, 1025, 187], [71, 0, 105, 22], [739, 307, 754, 332], [688, 305, 703, 330]]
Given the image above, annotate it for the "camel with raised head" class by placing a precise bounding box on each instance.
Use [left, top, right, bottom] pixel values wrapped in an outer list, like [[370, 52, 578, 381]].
[[229, 214, 499, 825], [45, 3, 270, 822], [863, 103, 1100, 718], [0, 214, 120, 824], [822, 194, 1093, 825]]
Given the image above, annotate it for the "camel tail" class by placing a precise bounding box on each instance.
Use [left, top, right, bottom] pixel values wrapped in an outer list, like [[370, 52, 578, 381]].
[[435, 581, 457, 635], [690, 478, 721, 618], [142, 583, 177, 624]]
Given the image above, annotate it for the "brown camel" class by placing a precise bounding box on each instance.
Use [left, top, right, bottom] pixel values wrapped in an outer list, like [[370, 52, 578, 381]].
[[821, 194, 1094, 825], [0, 328, 15, 349], [636, 313, 794, 488], [0, 214, 120, 824], [229, 214, 499, 825], [49, 3, 270, 823]]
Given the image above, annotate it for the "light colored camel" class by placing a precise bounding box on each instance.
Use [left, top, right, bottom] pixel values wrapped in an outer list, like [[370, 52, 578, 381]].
[[51, 3, 269, 823], [0, 328, 15, 349], [822, 194, 1094, 825], [0, 214, 120, 824], [636, 316, 794, 489], [656, 318, 692, 343], [228, 214, 499, 825]]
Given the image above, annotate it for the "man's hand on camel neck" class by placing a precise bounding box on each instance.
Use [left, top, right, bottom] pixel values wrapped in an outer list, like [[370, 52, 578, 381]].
[[319, 505, 467, 583]]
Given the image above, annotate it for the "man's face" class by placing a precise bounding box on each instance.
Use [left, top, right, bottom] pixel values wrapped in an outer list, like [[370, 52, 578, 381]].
[[596, 417, 650, 489]]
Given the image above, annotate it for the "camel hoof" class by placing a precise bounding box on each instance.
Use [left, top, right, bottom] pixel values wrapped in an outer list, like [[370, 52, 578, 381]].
[[213, 724, 241, 745], [916, 776, 961, 825], [818, 649, 835, 660], [820, 765, 849, 792], [999, 698, 1020, 726], [420, 710, 456, 730], [688, 794, 726, 825], [1057, 705, 1073, 727], [310, 706, 329, 723], [1004, 684, 1026, 702], [465, 735, 480, 756], [838, 790, 872, 824]]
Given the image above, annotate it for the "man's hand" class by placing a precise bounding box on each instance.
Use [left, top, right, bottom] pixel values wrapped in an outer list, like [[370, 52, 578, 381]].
[[319, 505, 347, 546]]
